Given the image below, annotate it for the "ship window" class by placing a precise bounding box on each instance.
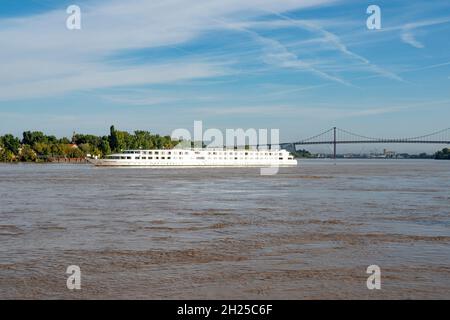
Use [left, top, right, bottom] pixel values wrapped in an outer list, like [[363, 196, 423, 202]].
[[135, 157, 140, 160], [279, 157, 283, 160], [245, 152, 248, 156], [168, 151, 171, 155], [235, 157, 238, 160], [179, 152, 182, 155], [195, 151, 200, 154], [161, 157, 165, 159], [149, 157, 153, 159], [196, 156, 205, 160], [127, 157, 131, 159], [156, 157, 159, 159], [142, 157, 146, 160], [185, 152, 189, 155], [149, 151, 153, 155], [155, 151, 159, 155], [167, 157, 171, 159]]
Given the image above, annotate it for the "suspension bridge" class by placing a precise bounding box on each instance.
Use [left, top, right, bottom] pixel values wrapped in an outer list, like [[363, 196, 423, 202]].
[[279, 127, 450, 158]]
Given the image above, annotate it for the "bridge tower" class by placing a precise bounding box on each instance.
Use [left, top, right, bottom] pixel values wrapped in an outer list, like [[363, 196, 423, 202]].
[[333, 127, 337, 159]]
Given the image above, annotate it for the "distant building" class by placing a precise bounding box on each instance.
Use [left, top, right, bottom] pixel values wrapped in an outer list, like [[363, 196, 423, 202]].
[[383, 149, 396, 158]]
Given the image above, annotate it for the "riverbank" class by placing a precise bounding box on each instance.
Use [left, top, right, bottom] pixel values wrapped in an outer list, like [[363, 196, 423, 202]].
[[0, 158, 88, 164]]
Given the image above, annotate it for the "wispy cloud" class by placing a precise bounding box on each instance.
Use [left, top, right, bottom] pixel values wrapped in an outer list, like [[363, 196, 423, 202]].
[[206, 16, 353, 86], [0, 62, 226, 101], [252, 34, 353, 86], [0, 0, 338, 101], [399, 16, 450, 48], [257, 10, 405, 82], [401, 31, 424, 48]]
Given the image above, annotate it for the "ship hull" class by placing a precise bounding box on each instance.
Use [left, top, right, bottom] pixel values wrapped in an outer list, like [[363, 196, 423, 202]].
[[87, 158, 298, 167]]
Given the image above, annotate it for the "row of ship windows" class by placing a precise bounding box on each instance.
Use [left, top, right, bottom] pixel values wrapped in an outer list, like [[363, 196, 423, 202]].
[[109, 156, 173, 160], [124, 150, 283, 156], [109, 156, 290, 160], [197, 152, 283, 156]]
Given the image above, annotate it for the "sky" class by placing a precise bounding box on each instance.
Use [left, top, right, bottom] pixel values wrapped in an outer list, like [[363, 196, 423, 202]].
[[0, 0, 449, 152]]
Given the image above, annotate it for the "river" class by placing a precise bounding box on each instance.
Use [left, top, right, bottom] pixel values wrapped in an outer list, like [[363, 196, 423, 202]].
[[0, 159, 449, 299]]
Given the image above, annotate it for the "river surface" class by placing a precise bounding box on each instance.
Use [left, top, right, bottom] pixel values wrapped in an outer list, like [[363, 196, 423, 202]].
[[0, 159, 449, 299]]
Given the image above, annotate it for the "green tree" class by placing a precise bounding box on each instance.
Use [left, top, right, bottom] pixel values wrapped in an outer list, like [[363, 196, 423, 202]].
[[291, 149, 313, 158], [435, 148, 450, 160], [58, 137, 71, 144], [22, 131, 46, 146], [19, 145, 37, 162], [1, 134, 20, 154], [50, 144, 65, 156], [63, 145, 84, 158], [109, 125, 128, 151], [33, 142, 52, 156], [73, 134, 101, 147], [0, 149, 15, 162], [99, 137, 111, 156], [78, 143, 92, 154]]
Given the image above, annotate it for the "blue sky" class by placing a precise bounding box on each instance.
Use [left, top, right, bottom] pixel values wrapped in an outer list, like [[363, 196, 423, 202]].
[[0, 0, 449, 152]]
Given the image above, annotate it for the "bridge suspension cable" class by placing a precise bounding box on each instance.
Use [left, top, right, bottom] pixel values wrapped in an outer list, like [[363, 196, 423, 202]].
[[226, 127, 450, 154], [298, 128, 334, 143], [406, 127, 450, 141], [336, 128, 379, 141], [294, 127, 450, 144]]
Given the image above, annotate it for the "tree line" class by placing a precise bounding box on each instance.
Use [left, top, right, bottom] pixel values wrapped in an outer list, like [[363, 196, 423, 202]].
[[435, 148, 450, 160], [1, 126, 449, 162], [0, 125, 177, 162]]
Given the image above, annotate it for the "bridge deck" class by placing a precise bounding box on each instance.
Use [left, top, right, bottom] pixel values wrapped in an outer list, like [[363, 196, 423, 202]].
[[292, 140, 450, 145]]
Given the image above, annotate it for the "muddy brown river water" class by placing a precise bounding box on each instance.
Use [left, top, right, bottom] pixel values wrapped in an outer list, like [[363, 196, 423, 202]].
[[0, 159, 449, 299]]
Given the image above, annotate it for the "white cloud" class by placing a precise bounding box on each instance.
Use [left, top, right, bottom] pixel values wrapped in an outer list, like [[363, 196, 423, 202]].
[[0, 0, 338, 101], [0, 62, 226, 100], [401, 32, 424, 49], [398, 16, 450, 48]]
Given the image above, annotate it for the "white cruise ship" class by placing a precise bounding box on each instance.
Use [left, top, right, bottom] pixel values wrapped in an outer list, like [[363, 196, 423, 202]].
[[87, 148, 297, 167]]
